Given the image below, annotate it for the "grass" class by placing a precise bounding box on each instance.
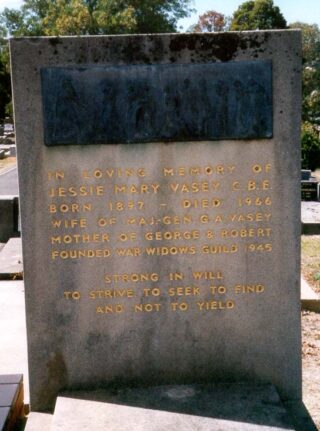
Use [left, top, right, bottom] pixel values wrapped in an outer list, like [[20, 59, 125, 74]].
[[301, 235, 320, 294]]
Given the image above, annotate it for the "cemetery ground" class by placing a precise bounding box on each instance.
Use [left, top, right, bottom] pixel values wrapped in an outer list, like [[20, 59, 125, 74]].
[[302, 310, 320, 429], [301, 236, 320, 295], [0, 156, 16, 173], [301, 235, 320, 428]]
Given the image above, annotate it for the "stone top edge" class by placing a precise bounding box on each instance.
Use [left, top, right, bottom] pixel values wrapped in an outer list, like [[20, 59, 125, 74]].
[[9, 29, 301, 42]]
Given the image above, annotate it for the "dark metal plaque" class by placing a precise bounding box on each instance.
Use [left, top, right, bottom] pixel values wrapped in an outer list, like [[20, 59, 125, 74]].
[[41, 61, 272, 146], [301, 180, 319, 201]]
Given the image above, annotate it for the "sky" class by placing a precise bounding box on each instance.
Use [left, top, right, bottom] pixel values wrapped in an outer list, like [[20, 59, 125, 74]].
[[0, 0, 319, 29], [179, 0, 320, 29]]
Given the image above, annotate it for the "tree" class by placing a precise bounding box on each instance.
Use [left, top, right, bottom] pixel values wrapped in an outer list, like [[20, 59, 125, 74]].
[[290, 22, 320, 168], [230, 0, 286, 31], [301, 66, 320, 123], [0, 0, 194, 36], [290, 22, 320, 66], [301, 122, 320, 170], [0, 0, 193, 120], [192, 10, 229, 33], [289, 23, 320, 123], [0, 40, 11, 119]]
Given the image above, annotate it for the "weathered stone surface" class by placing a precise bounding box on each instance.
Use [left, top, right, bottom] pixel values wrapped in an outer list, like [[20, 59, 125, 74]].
[[52, 384, 295, 431], [10, 31, 301, 412], [301, 201, 320, 234], [24, 412, 53, 431]]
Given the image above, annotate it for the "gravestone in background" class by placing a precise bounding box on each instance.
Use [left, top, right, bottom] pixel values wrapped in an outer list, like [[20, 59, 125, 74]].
[[10, 31, 301, 412], [301, 180, 319, 201]]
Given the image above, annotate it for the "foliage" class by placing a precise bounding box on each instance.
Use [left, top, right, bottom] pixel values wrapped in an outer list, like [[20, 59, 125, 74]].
[[0, 0, 193, 120], [5, 100, 12, 117], [301, 122, 320, 169], [290, 23, 320, 123], [314, 272, 320, 281], [290, 23, 320, 168], [0, 0, 194, 36], [302, 69, 320, 124], [230, 0, 286, 31], [192, 10, 229, 33], [0, 40, 11, 119], [290, 22, 320, 65]]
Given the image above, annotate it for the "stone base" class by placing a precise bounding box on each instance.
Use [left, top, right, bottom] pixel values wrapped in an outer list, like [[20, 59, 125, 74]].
[[24, 412, 53, 431], [301, 202, 320, 234], [0, 374, 24, 431], [50, 383, 299, 431], [0, 238, 23, 280]]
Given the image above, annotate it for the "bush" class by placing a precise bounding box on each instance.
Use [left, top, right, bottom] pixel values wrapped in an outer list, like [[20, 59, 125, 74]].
[[301, 122, 320, 170]]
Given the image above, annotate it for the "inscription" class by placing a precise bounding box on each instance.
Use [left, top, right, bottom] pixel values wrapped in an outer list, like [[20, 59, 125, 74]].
[[62, 267, 267, 315], [48, 161, 273, 315]]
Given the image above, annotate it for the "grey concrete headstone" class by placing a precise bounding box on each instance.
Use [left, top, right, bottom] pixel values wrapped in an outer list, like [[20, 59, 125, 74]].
[[10, 31, 301, 412]]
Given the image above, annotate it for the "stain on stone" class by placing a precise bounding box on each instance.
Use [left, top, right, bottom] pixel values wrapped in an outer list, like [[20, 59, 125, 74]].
[[49, 38, 63, 56], [168, 33, 268, 63], [37, 351, 68, 412], [150, 37, 166, 62], [49, 38, 62, 47], [86, 332, 103, 350], [169, 34, 197, 53], [57, 312, 73, 326], [21, 37, 43, 44], [120, 36, 150, 63]]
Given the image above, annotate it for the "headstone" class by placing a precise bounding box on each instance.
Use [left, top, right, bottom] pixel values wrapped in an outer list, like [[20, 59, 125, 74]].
[[301, 169, 311, 181], [0, 196, 19, 243], [9, 146, 16, 157], [301, 179, 319, 201], [10, 31, 302, 412]]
